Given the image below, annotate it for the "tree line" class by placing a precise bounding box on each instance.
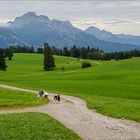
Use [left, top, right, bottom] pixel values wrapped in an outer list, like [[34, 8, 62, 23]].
[[9, 45, 34, 53], [1, 44, 140, 71], [8, 44, 140, 61], [38, 45, 140, 61]]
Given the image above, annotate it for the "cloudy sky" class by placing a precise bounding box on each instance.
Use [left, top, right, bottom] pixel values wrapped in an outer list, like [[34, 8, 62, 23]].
[[0, 1, 140, 35]]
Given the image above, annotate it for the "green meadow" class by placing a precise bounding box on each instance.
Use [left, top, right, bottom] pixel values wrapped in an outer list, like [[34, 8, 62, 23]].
[[0, 112, 81, 140], [0, 87, 47, 109], [0, 53, 140, 121]]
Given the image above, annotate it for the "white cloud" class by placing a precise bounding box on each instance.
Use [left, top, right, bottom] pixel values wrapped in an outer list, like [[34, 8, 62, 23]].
[[0, 1, 140, 35]]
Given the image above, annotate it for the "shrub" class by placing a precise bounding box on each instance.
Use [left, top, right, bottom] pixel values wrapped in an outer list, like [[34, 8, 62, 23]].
[[82, 62, 91, 69], [60, 66, 65, 70], [77, 58, 80, 62]]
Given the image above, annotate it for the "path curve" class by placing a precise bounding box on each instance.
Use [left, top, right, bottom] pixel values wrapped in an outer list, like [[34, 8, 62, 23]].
[[0, 84, 140, 140]]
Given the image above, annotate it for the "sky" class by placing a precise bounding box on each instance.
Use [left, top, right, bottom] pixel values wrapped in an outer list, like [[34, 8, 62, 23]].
[[0, 1, 140, 35]]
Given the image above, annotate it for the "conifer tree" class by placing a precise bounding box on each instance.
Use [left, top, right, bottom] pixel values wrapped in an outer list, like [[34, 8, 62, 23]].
[[5, 48, 14, 60], [0, 49, 7, 71], [43, 43, 55, 71]]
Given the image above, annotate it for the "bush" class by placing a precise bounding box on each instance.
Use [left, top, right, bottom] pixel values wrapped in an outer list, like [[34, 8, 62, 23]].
[[77, 58, 80, 62], [82, 62, 91, 69], [60, 66, 65, 70]]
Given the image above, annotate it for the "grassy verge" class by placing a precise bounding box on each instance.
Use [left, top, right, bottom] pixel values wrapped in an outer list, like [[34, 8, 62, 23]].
[[0, 112, 81, 140], [0, 87, 47, 109]]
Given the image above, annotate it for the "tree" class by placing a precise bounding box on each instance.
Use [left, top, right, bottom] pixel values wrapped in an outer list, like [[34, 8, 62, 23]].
[[5, 48, 14, 60], [0, 49, 7, 71], [43, 43, 56, 71], [62, 47, 70, 56], [29, 46, 34, 53], [79, 47, 87, 59], [70, 45, 80, 58], [37, 47, 43, 54], [51, 46, 57, 55]]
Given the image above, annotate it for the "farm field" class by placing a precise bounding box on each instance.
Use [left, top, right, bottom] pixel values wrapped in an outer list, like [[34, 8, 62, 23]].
[[0, 53, 140, 121], [0, 112, 80, 140]]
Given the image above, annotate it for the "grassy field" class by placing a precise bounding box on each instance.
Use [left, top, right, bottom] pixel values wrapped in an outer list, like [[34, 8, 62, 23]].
[[0, 87, 47, 109], [0, 112, 81, 140], [0, 53, 140, 121]]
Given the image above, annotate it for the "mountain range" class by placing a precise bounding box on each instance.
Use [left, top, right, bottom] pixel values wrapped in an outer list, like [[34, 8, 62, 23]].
[[0, 12, 140, 52], [85, 26, 140, 46]]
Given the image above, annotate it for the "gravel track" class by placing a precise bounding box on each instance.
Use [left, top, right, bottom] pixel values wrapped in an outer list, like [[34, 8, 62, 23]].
[[0, 84, 140, 140]]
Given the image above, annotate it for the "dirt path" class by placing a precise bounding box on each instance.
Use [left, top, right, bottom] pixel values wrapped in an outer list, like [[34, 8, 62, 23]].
[[0, 84, 140, 140]]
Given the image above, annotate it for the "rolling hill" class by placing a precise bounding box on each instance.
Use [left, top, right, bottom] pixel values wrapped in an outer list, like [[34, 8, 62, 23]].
[[0, 53, 140, 122]]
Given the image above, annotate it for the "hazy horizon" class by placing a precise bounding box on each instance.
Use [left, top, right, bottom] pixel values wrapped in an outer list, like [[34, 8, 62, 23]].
[[0, 1, 140, 35]]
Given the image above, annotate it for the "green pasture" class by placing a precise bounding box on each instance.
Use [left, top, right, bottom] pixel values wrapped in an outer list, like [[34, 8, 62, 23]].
[[0, 87, 47, 109], [0, 112, 81, 140], [0, 53, 140, 121]]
